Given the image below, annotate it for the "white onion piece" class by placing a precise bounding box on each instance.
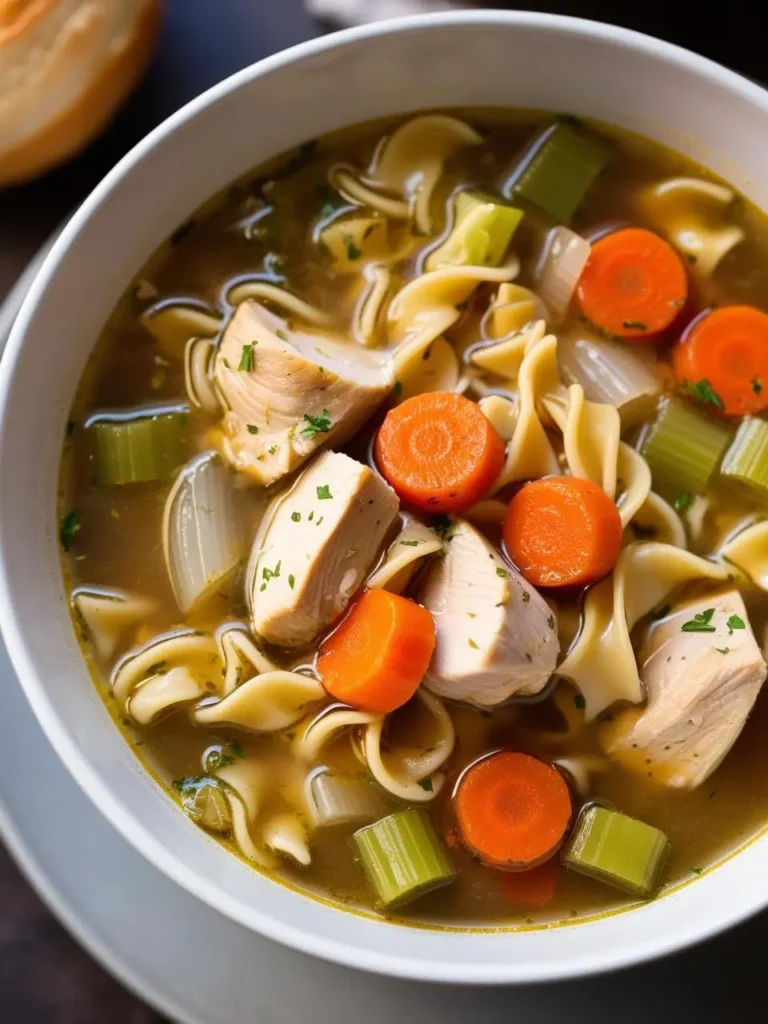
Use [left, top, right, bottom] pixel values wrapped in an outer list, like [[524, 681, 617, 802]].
[[557, 328, 662, 427], [163, 452, 247, 613], [307, 769, 389, 827], [534, 226, 590, 322]]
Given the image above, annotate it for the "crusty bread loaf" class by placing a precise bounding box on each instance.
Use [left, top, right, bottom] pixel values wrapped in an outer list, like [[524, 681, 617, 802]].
[[0, 0, 162, 186]]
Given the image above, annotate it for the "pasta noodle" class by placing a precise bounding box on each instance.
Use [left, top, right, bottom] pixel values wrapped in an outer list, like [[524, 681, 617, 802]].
[[225, 281, 335, 326], [111, 629, 219, 706], [194, 670, 326, 732], [353, 264, 391, 345], [140, 300, 221, 357], [128, 667, 205, 725], [719, 520, 768, 589], [72, 587, 156, 661], [366, 514, 443, 592]]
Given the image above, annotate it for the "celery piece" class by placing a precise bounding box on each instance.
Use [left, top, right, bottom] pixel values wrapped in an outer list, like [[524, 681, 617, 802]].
[[353, 808, 456, 909], [427, 190, 523, 270], [310, 771, 389, 827], [640, 396, 732, 503], [720, 418, 768, 503], [563, 804, 670, 897], [88, 405, 188, 485], [509, 121, 611, 224]]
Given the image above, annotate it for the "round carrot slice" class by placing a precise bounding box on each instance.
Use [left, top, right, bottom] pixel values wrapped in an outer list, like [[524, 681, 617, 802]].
[[576, 227, 688, 339], [673, 305, 768, 416], [317, 589, 435, 714], [374, 392, 505, 513], [503, 476, 622, 589], [454, 752, 572, 869]]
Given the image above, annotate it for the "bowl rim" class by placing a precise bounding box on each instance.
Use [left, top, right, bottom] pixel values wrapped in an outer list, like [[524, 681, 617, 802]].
[[3, 9, 768, 984]]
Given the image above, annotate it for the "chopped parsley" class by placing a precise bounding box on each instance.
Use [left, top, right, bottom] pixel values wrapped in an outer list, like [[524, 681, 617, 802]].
[[344, 235, 362, 261], [275, 329, 288, 341], [60, 509, 79, 552], [288, 574, 295, 590], [291, 512, 301, 522], [238, 343, 255, 372], [393, 380, 403, 397], [727, 614, 746, 634], [262, 560, 282, 584], [574, 694, 586, 710], [691, 867, 703, 875], [418, 778, 434, 792], [268, 444, 278, 455], [316, 516, 324, 526], [316, 484, 333, 500], [431, 513, 454, 540], [649, 604, 671, 622], [547, 614, 556, 630], [495, 566, 509, 578], [308, 510, 314, 522], [688, 378, 724, 411], [752, 377, 763, 395], [301, 409, 332, 438], [468, 638, 479, 649], [521, 591, 530, 603], [715, 647, 730, 655], [246, 424, 259, 435], [400, 539, 422, 546], [681, 608, 716, 633], [622, 320, 647, 330], [674, 491, 694, 512], [230, 742, 245, 759]]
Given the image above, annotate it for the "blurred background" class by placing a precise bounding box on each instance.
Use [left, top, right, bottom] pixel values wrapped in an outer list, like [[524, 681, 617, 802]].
[[0, 1, 764, 1020]]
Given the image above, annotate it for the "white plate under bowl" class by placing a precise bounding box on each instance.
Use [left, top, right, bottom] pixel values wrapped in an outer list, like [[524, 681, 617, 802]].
[[3, 12, 768, 984]]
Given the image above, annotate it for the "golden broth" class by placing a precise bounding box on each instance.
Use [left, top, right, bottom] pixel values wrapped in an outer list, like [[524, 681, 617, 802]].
[[60, 110, 768, 928]]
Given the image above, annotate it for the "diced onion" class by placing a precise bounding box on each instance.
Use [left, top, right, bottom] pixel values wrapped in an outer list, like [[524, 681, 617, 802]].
[[558, 328, 662, 427], [308, 769, 389, 827], [163, 451, 247, 613], [534, 226, 590, 321]]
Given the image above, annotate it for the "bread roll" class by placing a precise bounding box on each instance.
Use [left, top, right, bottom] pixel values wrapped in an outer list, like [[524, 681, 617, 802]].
[[0, 0, 162, 186]]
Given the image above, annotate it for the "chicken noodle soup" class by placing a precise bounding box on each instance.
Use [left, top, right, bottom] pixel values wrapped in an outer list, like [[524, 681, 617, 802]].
[[60, 111, 768, 927]]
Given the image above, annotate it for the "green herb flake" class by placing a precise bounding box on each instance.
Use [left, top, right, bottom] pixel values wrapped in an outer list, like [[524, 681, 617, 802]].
[[751, 377, 763, 395], [288, 574, 295, 590], [315, 516, 324, 526], [688, 378, 725, 411], [60, 509, 79, 552], [400, 539, 422, 547], [431, 514, 454, 540], [275, 329, 288, 341], [715, 647, 730, 655], [268, 444, 278, 455], [291, 512, 301, 522], [468, 638, 479, 649], [622, 320, 647, 330], [649, 604, 671, 622], [301, 409, 332, 438], [393, 380, 403, 397], [495, 566, 509, 578], [316, 484, 333, 500], [681, 608, 716, 633], [691, 867, 703, 875], [547, 614, 556, 630], [238, 343, 255, 372], [344, 235, 362, 261], [686, 253, 698, 265], [574, 694, 586, 710], [674, 491, 694, 512], [418, 778, 434, 792], [727, 614, 746, 634], [222, 357, 231, 369], [246, 424, 259, 434], [231, 742, 245, 759], [522, 591, 530, 603], [261, 560, 282, 583], [308, 510, 314, 522]]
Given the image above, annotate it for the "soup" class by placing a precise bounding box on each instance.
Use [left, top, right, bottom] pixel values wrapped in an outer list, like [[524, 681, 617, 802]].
[[59, 110, 768, 928]]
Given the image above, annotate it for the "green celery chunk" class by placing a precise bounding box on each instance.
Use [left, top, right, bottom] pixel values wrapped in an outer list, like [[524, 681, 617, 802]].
[[563, 804, 670, 898], [352, 808, 456, 909], [88, 406, 188, 486], [510, 121, 611, 224], [427, 189, 523, 270], [641, 396, 732, 504], [720, 418, 768, 503]]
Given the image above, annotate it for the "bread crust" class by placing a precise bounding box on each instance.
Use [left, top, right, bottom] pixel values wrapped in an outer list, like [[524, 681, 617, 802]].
[[0, 0, 162, 186]]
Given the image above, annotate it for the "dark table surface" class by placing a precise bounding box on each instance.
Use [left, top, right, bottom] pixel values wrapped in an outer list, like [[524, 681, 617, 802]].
[[1, 2, 766, 1020]]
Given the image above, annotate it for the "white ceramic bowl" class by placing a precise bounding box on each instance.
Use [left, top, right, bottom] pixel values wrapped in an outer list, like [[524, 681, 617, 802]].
[[2, 11, 768, 984]]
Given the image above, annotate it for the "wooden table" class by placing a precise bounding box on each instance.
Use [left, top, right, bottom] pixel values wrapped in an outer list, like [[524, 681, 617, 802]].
[[1, 1, 766, 1020]]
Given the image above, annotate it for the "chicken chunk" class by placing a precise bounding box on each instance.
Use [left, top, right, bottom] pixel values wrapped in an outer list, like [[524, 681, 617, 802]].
[[248, 451, 399, 646], [214, 301, 391, 485], [601, 591, 767, 789], [417, 518, 558, 706]]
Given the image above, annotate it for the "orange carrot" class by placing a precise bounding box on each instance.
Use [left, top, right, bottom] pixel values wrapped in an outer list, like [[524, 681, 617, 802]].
[[454, 752, 572, 869], [503, 476, 622, 588], [576, 227, 688, 339], [374, 392, 505, 513], [499, 858, 560, 910], [317, 589, 435, 714], [673, 305, 768, 416]]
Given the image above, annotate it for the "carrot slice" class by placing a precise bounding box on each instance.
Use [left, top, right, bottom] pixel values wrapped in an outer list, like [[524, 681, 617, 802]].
[[454, 752, 572, 869], [503, 476, 622, 588], [317, 589, 435, 714], [375, 392, 505, 513], [576, 227, 688, 339], [673, 305, 768, 416], [499, 858, 560, 909]]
